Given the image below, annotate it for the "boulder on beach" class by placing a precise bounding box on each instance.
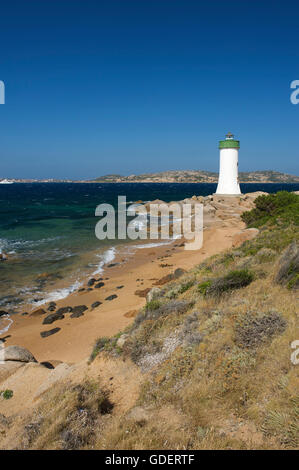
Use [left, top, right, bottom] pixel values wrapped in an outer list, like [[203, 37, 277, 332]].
[[42, 312, 65, 325], [70, 305, 88, 318], [134, 288, 151, 298], [91, 301, 102, 309], [2, 345, 37, 363], [40, 327, 61, 338], [56, 306, 72, 315], [47, 302, 56, 312], [94, 282, 105, 289], [105, 294, 117, 301], [30, 308, 46, 317]]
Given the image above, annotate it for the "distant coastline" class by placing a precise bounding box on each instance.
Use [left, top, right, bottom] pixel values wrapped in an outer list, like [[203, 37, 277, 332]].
[[1, 170, 299, 184]]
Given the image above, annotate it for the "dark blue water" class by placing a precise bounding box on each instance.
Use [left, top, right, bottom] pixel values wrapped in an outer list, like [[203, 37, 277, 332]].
[[0, 182, 298, 316]]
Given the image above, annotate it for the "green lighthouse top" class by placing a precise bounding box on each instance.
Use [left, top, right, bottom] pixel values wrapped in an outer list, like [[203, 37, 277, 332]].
[[219, 132, 240, 149]]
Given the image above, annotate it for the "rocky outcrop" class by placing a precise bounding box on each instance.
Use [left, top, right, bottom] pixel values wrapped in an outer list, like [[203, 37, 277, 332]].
[[1, 345, 37, 363]]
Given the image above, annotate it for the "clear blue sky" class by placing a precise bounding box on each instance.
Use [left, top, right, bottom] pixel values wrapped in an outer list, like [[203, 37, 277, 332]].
[[0, 0, 299, 179]]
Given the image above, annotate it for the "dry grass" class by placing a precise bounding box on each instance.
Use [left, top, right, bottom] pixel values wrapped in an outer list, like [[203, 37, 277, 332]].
[[16, 380, 113, 450], [6, 210, 299, 450]]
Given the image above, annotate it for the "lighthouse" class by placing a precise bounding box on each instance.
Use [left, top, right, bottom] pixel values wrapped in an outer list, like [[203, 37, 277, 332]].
[[216, 132, 241, 195]]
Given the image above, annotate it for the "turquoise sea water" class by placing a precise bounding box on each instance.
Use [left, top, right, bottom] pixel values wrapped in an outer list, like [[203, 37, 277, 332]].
[[0, 182, 298, 320]]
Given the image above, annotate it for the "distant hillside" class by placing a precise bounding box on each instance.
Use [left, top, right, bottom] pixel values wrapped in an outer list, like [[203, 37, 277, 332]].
[[92, 170, 299, 184]]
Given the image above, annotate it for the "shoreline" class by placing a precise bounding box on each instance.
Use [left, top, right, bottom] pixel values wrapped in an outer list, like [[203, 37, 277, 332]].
[[1, 225, 243, 364], [0, 191, 263, 364]]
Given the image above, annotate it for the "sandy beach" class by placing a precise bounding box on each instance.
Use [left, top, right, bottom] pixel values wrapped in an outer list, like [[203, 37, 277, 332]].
[[2, 225, 242, 363], [0, 191, 264, 368]]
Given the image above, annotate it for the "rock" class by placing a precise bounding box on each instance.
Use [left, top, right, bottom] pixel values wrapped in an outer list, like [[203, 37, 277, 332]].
[[146, 287, 163, 303], [0, 253, 8, 261], [91, 301, 102, 309], [153, 274, 173, 286], [47, 305, 56, 312], [21, 312, 28, 316], [2, 345, 37, 363], [40, 327, 61, 338], [134, 288, 151, 298], [30, 308, 46, 317], [232, 228, 259, 248], [70, 311, 84, 319], [42, 312, 64, 325], [124, 309, 138, 318], [116, 334, 129, 348], [173, 268, 186, 279], [105, 294, 117, 301], [0, 310, 8, 317], [107, 263, 119, 268], [70, 305, 88, 318], [40, 361, 55, 369], [72, 305, 88, 315], [94, 282, 105, 289], [41, 359, 63, 368], [116, 285, 124, 289], [78, 288, 85, 292], [56, 306, 72, 315], [87, 278, 97, 287]]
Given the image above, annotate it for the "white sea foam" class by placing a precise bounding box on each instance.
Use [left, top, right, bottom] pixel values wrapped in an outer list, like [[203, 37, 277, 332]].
[[132, 239, 178, 250], [0, 236, 63, 253], [0, 314, 13, 336], [32, 281, 82, 307], [93, 247, 117, 275]]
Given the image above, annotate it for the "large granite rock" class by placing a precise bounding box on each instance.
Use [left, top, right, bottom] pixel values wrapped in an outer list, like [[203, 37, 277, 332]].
[[2, 345, 37, 363]]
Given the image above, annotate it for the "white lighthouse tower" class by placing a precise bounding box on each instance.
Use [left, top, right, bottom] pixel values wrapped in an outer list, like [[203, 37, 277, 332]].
[[216, 132, 241, 195]]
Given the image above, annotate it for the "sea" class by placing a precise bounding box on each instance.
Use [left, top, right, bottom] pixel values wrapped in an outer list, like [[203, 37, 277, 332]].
[[0, 182, 298, 334]]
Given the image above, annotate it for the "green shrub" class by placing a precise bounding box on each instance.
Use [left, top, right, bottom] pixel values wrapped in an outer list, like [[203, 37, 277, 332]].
[[1, 389, 13, 400], [178, 280, 195, 294], [197, 280, 212, 295], [89, 337, 112, 362], [145, 299, 161, 311], [207, 269, 254, 296], [241, 191, 299, 228]]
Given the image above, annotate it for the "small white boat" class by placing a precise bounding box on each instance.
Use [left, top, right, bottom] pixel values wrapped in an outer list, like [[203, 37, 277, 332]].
[[0, 179, 14, 184]]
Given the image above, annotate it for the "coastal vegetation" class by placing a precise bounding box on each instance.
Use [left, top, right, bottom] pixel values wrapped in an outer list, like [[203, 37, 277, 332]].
[[1, 192, 298, 449]]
